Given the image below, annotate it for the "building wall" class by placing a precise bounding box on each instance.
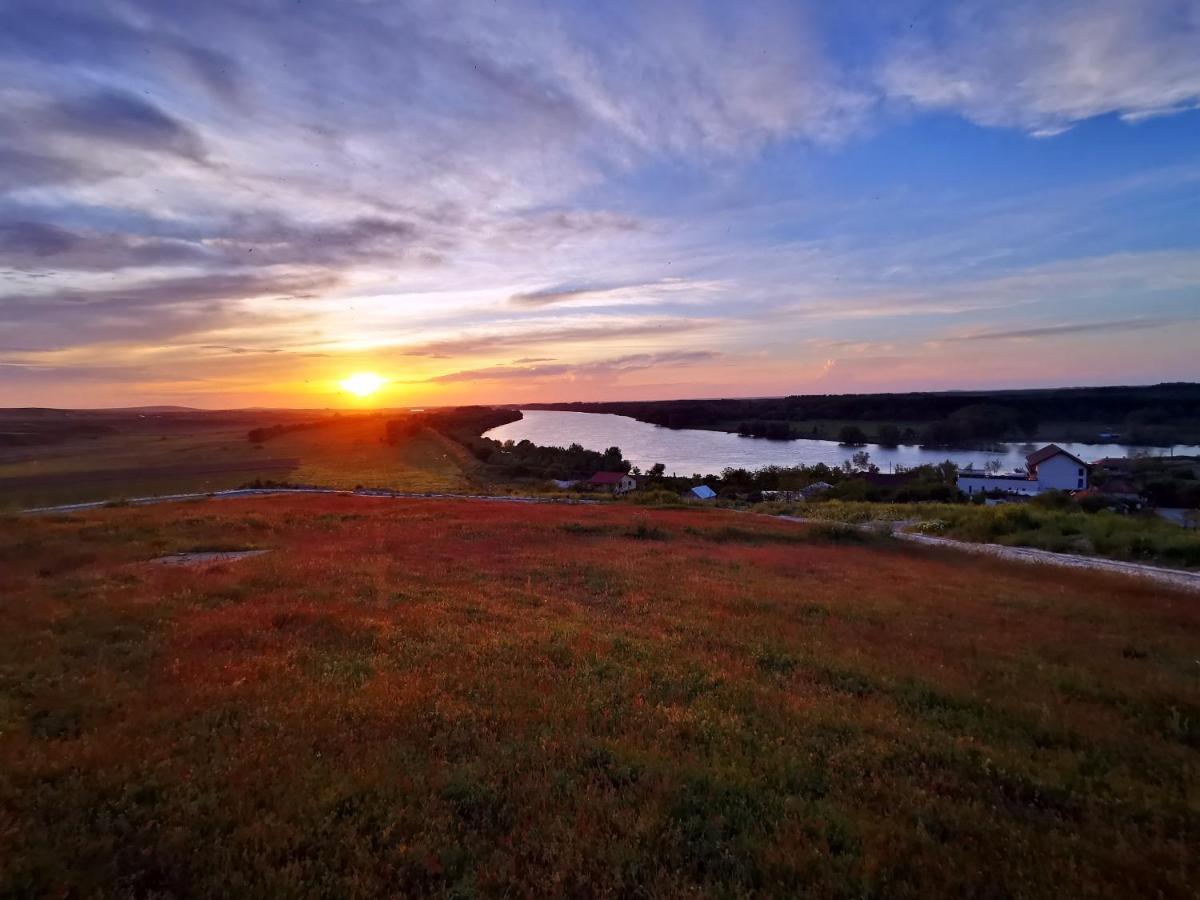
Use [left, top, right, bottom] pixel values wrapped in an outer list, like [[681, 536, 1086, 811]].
[[1036, 455, 1087, 491], [957, 475, 1039, 496]]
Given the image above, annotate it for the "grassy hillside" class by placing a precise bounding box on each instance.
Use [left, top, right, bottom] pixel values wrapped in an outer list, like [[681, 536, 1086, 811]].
[[2, 497, 1197, 897], [765, 500, 1200, 568], [0, 417, 470, 509]]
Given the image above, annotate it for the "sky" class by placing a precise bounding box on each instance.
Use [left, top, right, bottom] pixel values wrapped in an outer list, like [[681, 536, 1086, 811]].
[[1, 0, 1198, 409]]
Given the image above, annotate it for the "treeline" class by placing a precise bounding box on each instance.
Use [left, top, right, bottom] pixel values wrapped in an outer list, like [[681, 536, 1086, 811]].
[[530, 383, 1200, 445], [487, 440, 629, 480], [385, 406, 520, 446], [675, 459, 961, 504], [246, 420, 345, 444], [386, 406, 631, 480], [1094, 456, 1200, 508], [247, 413, 386, 444], [247, 421, 332, 443]]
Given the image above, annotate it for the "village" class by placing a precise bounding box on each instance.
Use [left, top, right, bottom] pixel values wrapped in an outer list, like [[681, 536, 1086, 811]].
[[570, 444, 1199, 528]]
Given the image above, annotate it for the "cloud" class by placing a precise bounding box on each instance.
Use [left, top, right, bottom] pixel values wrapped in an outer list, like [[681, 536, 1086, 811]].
[[426, 350, 720, 383], [0, 144, 95, 191], [396, 318, 717, 358], [943, 316, 1195, 343], [880, 0, 1200, 134], [199, 345, 285, 355], [0, 221, 209, 270], [2, 0, 1198, 405], [0, 2, 243, 102], [1, 271, 337, 350], [0, 215, 431, 272], [508, 277, 718, 309], [45, 90, 208, 161]]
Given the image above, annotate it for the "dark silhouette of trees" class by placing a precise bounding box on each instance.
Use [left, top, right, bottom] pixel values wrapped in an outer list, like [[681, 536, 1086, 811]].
[[838, 425, 868, 446]]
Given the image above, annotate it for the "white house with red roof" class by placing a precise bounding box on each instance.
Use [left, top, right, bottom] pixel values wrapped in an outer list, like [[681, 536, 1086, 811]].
[[587, 471, 637, 495], [958, 444, 1090, 497]]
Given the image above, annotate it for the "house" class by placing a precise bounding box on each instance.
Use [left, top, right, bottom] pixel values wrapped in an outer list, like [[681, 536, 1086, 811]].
[[1076, 479, 1145, 510], [957, 444, 1089, 497], [956, 467, 1040, 497], [684, 484, 717, 501], [586, 471, 637, 495], [1026, 444, 1089, 491], [1093, 457, 1135, 474]]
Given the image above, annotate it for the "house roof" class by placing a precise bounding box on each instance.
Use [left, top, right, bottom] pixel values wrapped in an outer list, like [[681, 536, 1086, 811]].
[[588, 471, 628, 484], [688, 485, 717, 499], [1026, 444, 1089, 469]]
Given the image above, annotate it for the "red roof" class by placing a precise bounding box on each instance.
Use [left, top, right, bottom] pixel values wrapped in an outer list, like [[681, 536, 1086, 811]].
[[588, 471, 628, 485], [1026, 444, 1089, 469]]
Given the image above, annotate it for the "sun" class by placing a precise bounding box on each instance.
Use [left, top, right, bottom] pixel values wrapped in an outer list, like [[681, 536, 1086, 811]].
[[340, 372, 386, 398]]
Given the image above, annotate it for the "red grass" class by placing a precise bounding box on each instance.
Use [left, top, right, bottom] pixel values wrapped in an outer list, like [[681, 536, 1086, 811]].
[[1, 496, 1197, 897]]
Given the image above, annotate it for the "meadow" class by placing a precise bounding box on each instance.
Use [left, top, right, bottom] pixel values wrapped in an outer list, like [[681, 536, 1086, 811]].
[[0, 416, 471, 510], [765, 500, 1200, 568], [2, 496, 1197, 897]]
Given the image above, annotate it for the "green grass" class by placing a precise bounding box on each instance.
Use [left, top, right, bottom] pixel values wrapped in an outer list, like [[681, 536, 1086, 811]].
[[765, 499, 1200, 567]]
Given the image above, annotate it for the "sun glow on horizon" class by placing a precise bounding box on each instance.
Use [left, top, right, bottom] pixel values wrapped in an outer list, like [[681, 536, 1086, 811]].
[[340, 372, 386, 398]]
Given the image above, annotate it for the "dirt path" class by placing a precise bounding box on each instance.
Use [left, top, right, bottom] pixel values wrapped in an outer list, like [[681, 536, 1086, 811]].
[[21, 488, 1200, 593]]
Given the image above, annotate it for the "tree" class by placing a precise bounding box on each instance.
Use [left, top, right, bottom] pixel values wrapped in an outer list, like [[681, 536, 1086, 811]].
[[851, 450, 872, 472], [838, 425, 868, 446], [934, 460, 959, 484], [984, 459, 1003, 475], [876, 424, 902, 447], [647, 462, 666, 482]]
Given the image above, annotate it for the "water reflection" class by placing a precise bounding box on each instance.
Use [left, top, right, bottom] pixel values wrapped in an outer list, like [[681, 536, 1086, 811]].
[[485, 410, 1198, 476]]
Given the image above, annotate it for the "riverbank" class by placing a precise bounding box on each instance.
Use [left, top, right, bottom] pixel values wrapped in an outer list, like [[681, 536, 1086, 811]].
[[485, 409, 1200, 476]]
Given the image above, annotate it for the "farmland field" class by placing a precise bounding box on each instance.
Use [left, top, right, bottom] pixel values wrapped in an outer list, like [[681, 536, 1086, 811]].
[[0, 414, 471, 510], [2, 496, 1197, 897]]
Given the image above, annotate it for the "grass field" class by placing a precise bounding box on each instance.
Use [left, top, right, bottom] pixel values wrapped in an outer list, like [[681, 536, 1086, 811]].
[[2, 496, 1197, 897], [765, 500, 1200, 568], [0, 418, 471, 509]]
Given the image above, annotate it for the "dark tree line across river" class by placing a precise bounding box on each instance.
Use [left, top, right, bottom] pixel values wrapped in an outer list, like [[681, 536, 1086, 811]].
[[525, 383, 1200, 446]]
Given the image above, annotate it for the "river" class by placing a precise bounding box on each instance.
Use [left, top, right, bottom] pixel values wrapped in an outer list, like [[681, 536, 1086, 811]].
[[484, 410, 1199, 476]]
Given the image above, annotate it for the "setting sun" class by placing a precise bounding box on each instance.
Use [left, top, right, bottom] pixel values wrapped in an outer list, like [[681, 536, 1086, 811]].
[[340, 372, 385, 398]]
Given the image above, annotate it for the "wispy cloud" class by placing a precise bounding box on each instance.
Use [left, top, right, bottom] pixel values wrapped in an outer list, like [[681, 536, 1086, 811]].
[[942, 316, 1195, 343], [879, 0, 1200, 135], [508, 277, 720, 309], [395, 318, 717, 358], [426, 350, 720, 383], [1, 1, 1198, 405]]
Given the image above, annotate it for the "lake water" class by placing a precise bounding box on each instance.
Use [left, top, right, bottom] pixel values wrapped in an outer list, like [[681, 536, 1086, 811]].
[[485, 410, 1200, 476]]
